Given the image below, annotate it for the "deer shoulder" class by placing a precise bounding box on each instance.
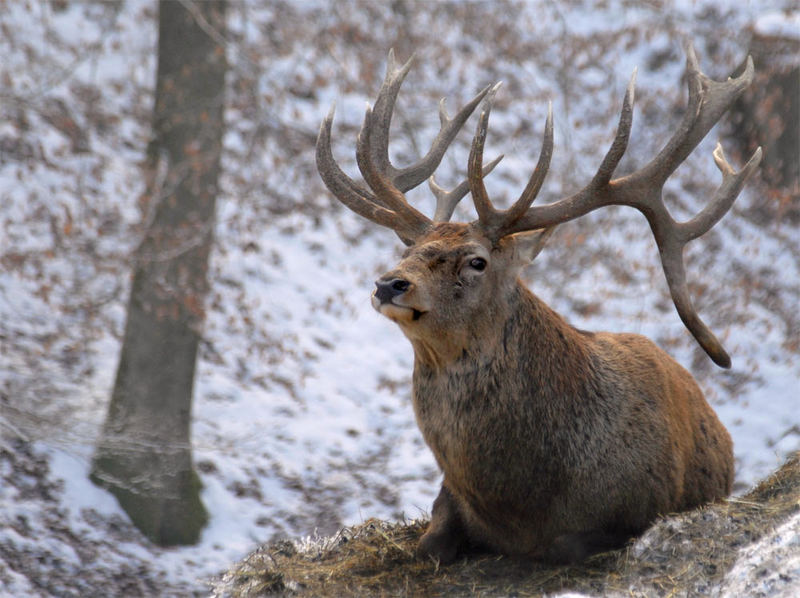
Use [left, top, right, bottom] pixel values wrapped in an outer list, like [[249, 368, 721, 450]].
[[317, 47, 759, 564]]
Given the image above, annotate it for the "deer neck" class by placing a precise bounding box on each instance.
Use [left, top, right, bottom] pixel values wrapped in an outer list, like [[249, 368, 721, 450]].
[[409, 280, 590, 375], [406, 320, 498, 372]]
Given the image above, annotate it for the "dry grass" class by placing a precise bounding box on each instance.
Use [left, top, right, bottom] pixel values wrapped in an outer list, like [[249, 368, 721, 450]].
[[211, 452, 799, 597]]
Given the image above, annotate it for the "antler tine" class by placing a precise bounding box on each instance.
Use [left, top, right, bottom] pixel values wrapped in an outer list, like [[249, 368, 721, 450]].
[[468, 83, 505, 231], [679, 144, 762, 243], [497, 101, 555, 235], [370, 50, 494, 193], [658, 241, 727, 366], [429, 155, 503, 222], [639, 46, 755, 187], [316, 105, 403, 231], [656, 143, 762, 368], [394, 83, 494, 191], [356, 103, 433, 241], [593, 69, 637, 188], [468, 86, 556, 240], [368, 48, 414, 178], [502, 68, 637, 232]]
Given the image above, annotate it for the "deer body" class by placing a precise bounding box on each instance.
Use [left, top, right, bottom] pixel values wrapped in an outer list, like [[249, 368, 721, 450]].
[[376, 223, 732, 561], [317, 49, 760, 562]]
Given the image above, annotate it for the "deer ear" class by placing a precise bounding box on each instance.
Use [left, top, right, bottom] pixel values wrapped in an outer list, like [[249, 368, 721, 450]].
[[511, 227, 555, 264]]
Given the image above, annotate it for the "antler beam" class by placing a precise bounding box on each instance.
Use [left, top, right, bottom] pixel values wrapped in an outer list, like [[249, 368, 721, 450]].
[[486, 45, 762, 367]]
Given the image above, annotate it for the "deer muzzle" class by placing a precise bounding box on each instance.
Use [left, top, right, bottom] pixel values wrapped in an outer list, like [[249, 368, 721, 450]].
[[372, 277, 426, 322]]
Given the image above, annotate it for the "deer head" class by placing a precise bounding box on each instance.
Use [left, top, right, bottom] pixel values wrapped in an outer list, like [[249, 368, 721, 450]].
[[317, 47, 762, 369]]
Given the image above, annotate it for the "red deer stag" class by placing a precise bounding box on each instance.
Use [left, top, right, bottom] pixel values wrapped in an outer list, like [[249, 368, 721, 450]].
[[316, 47, 762, 564]]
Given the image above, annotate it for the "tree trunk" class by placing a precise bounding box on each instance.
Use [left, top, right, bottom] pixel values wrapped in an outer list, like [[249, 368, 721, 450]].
[[729, 27, 799, 224], [91, 0, 227, 546]]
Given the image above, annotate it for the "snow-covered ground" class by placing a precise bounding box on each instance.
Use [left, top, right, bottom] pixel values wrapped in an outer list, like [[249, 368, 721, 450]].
[[719, 511, 800, 597], [1, 1, 798, 595]]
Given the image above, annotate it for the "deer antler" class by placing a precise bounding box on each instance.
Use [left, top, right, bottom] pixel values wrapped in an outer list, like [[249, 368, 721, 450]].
[[468, 45, 762, 367], [468, 84, 555, 239], [429, 155, 503, 222], [316, 50, 494, 244]]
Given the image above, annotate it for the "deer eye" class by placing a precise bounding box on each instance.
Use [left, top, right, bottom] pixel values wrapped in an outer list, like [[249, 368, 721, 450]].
[[468, 257, 487, 271]]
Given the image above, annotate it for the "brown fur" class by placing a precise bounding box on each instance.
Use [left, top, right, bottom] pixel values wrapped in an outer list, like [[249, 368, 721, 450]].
[[372, 223, 733, 563]]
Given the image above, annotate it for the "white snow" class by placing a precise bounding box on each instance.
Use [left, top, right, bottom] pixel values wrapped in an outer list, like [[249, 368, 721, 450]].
[[1, 0, 798, 595], [755, 10, 800, 39], [719, 512, 800, 597]]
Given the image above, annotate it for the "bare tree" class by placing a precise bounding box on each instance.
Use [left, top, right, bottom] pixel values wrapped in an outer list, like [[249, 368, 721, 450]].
[[91, 0, 227, 546]]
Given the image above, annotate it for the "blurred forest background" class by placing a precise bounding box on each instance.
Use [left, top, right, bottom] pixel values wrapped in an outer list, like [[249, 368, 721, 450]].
[[1, 1, 797, 596]]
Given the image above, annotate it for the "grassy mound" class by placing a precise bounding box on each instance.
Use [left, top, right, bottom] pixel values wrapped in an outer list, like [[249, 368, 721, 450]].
[[212, 452, 800, 597]]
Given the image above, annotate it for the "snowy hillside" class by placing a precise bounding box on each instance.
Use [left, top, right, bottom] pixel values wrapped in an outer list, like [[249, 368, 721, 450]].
[[1, 1, 798, 596]]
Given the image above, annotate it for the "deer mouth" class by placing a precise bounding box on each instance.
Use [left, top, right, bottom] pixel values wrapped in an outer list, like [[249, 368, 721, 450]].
[[372, 296, 426, 323]]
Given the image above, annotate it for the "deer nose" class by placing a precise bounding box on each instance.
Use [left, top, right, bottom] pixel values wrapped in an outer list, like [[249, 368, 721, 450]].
[[374, 278, 411, 304]]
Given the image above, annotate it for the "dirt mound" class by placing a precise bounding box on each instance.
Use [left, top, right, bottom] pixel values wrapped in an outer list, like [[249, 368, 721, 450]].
[[211, 452, 800, 597]]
